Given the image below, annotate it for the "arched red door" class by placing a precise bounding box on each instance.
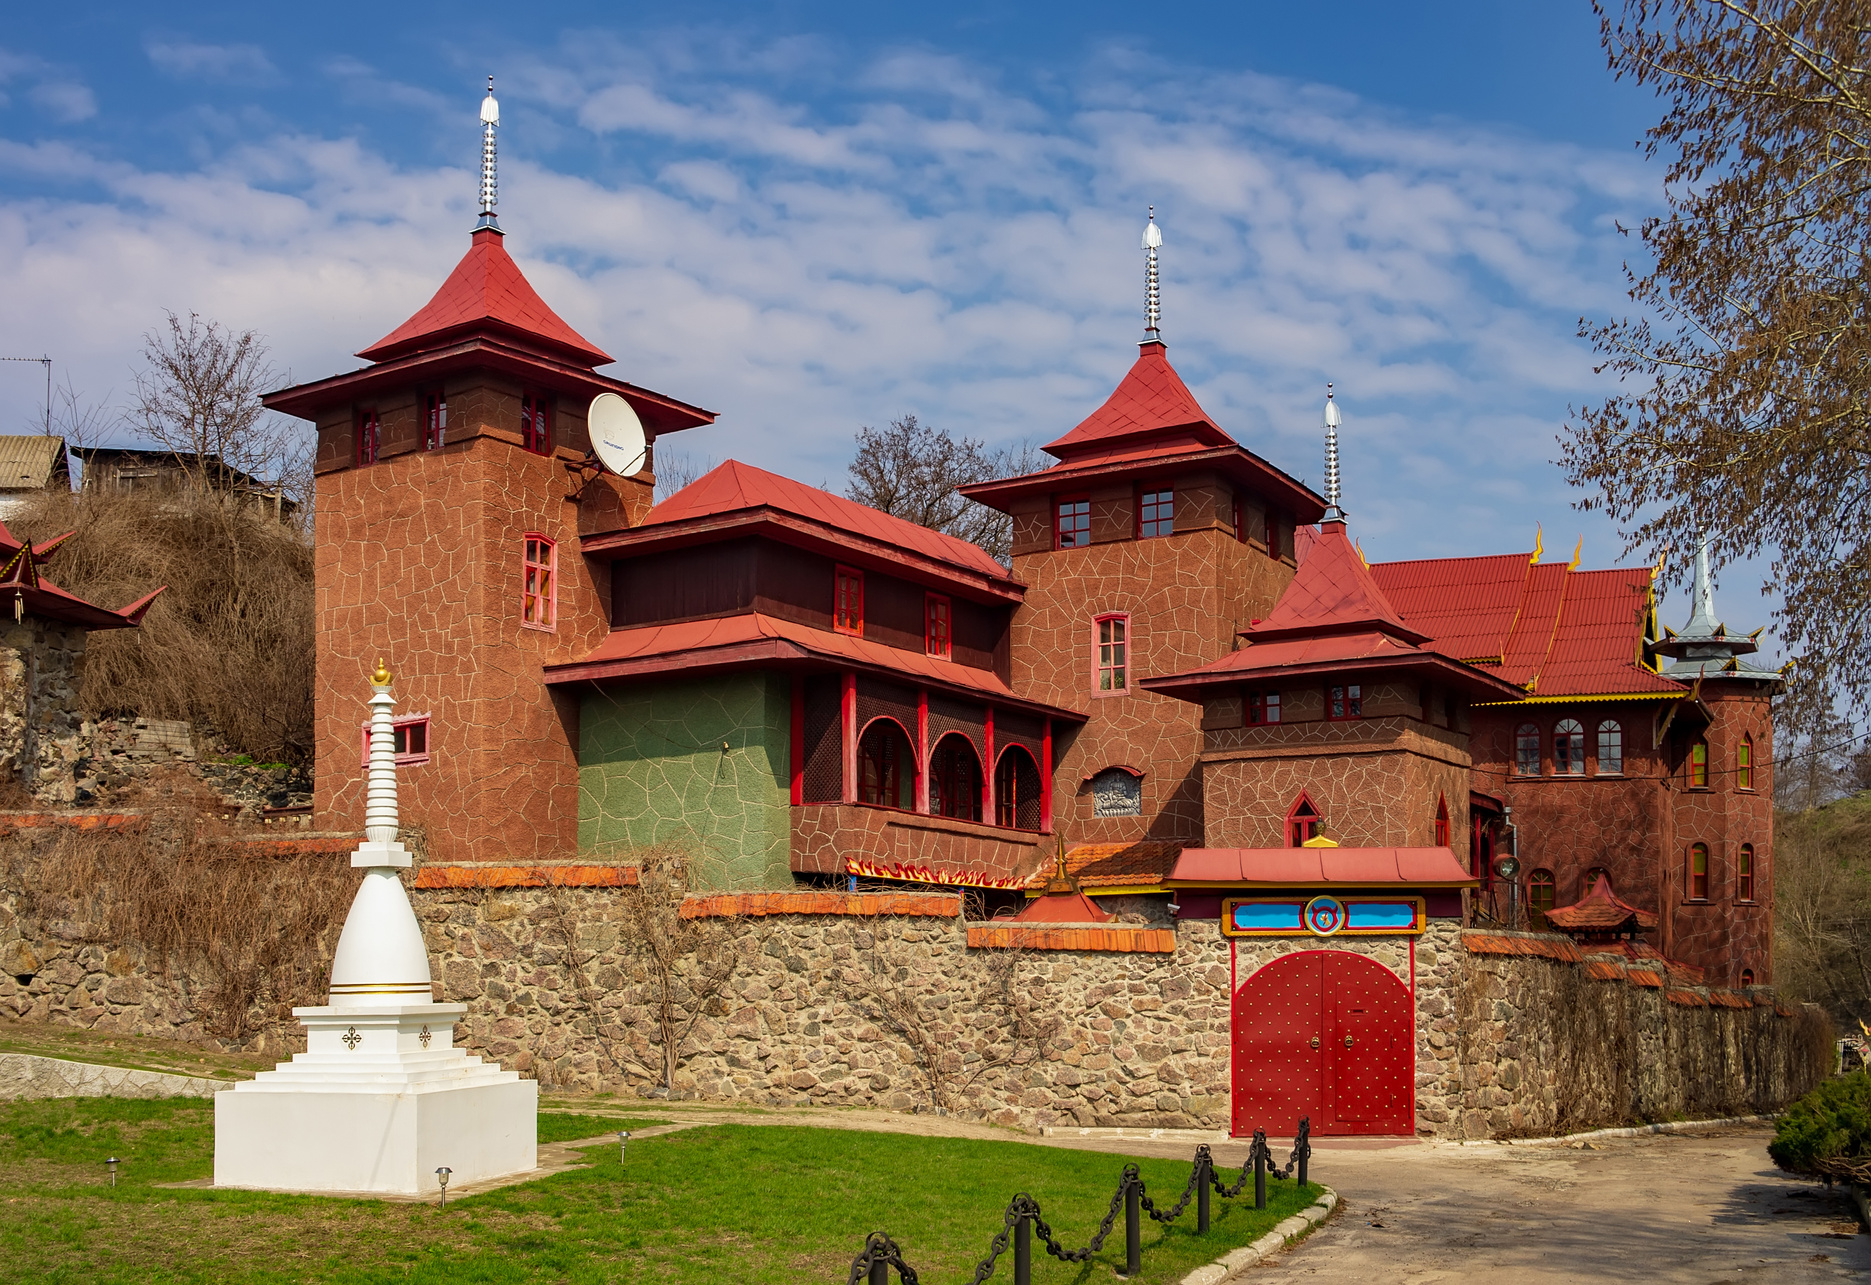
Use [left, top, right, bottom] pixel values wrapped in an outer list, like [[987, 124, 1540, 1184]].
[[1231, 950, 1414, 1137]]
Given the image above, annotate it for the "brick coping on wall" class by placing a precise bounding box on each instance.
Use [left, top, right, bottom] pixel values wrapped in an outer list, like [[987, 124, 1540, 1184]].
[[967, 923, 1178, 953], [415, 865, 641, 889], [0, 811, 148, 831], [679, 891, 962, 919], [1464, 929, 1781, 1012]]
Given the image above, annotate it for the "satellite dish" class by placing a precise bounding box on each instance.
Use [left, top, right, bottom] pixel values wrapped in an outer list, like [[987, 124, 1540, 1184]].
[[588, 393, 647, 477]]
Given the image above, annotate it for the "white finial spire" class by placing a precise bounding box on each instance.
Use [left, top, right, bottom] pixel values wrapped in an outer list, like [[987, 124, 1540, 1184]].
[[1323, 383, 1343, 520], [477, 75, 500, 231], [1142, 206, 1162, 338]]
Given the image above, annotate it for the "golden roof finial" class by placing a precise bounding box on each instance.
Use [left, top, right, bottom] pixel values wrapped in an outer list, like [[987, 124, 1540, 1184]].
[[370, 657, 393, 687], [1530, 524, 1544, 564]]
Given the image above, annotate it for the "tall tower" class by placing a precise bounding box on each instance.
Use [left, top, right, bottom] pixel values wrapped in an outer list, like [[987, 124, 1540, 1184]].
[[265, 81, 715, 862]]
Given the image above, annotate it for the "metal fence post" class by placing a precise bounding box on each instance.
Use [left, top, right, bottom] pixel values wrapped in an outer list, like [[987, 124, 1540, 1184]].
[[1015, 1208, 1031, 1285], [1254, 1135, 1267, 1210], [869, 1255, 888, 1285], [1297, 1117, 1310, 1188], [1125, 1174, 1141, 1276], [1197, 1152, 1211, 1233]]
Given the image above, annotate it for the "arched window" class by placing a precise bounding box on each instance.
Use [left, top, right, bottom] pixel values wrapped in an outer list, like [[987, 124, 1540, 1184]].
[[1738, 734, 1754, 790], [928, 733, 982, 823], [994, 746, 1042, 831], [858, 719, 916, 811], [1528, 868, 1556, 929], [1689, 740, 1709, 789], [1737, 843, 1755, 902], [1286, 794, 1323, 847], [1740, 968, 1755, 987], [1554, 720, 1585, 775], [1597, 720, 1623, 775], [1434, 794, 1449, 847], [1688, 842, 1709, 900], [1583, 866, 1608, 897], [1515, 724, 1541, 776]]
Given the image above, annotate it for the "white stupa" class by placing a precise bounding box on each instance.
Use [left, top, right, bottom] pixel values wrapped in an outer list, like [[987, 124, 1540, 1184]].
[[214, 659, 536, 1195]]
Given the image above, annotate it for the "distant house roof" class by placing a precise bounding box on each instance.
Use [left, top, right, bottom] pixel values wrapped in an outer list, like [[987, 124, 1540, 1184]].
[[357, 227, 612, 367], [0, 436, 70, 493], [73, 448, 297, 516]]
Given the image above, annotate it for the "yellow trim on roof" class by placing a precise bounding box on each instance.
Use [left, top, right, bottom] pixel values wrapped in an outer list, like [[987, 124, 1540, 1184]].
[[1474, 690, 1683, 707]]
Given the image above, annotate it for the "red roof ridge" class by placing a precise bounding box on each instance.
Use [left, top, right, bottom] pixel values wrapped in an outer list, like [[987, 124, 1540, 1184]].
[[1042, 339, 1233, 460], [1241, 519, 1424, 645], [358, 228, 612, 367]]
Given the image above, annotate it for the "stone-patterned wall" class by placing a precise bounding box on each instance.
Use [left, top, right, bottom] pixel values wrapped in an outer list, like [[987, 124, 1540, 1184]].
[[791, 803, 1051, 882], [577, 672, 792, 888], [0, 618, 89, 803]]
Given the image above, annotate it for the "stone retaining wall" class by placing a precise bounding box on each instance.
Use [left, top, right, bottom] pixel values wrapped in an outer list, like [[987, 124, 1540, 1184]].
[[0, 1052, 224, 1100]]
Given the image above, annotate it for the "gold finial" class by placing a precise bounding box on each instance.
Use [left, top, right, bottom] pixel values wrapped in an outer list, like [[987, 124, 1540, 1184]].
[[370, 657, 393, 687], [1569, 536, 1583, 571], [1530, 524, 1544, 564]]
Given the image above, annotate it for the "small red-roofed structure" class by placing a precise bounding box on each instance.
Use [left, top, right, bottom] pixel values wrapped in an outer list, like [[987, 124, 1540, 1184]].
[[1543, 874, 1658, 942]]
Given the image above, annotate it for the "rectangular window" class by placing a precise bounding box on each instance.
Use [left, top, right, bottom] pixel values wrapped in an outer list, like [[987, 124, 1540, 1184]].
[[1138, 488, 1175, 538], [522, 535, 557, 629], [924, 594, 951, 659], [360, 714, 432, 766], [1327, 683, 1363, 720], [422, 391, 447, 451], [1688, 843, 1709, 900], [1689, 740, 1709, 789], [1737, 736, 1754, 790], [1246, 690, 1281, 725], [1515, 723, 1541, 776], [521, 392, 553, 455], [834, 566, 864, 635], [1055, 496, 1091, 549], [1232, 496, 1245, 543], [356, 408, 380, 466], [1096, 614, 1129, 692], [1268, 512, 1285, 560], [1737, 844, 1755, 902]]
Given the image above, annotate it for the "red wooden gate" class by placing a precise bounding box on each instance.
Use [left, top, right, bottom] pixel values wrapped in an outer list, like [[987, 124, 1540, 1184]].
[[1230, 950, 1414, 1137]]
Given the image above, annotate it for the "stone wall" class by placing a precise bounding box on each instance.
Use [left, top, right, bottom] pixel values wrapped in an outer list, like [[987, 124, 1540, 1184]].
[[0, 617, 89, 803]]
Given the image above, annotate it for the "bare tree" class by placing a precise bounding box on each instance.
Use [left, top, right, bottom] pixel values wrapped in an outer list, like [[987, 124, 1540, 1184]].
[[847, 415, 1041, 565], [1774, 795, 1871, 1027], [1566, 1, 1871, 718], [128, 312, 304, 501]]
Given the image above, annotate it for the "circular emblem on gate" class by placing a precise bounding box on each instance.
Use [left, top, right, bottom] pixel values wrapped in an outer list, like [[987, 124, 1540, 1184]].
[[1303, 895, 1346, 937]]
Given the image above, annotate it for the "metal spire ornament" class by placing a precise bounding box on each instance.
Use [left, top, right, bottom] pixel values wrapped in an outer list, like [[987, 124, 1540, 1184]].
[[1142, 207, 1163, 338], [476, 76, 500, 231], [1322, 384, 1343, 521]]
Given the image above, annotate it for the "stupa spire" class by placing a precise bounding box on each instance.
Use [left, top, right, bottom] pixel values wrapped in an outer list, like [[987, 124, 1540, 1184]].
[[1322, 384, 1344, 522], [476, 75, 500, 232], [1142, 207, 1162, 339]]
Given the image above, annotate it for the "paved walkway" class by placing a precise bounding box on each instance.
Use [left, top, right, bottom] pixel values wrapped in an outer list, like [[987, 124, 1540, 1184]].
[[548, 1102, 1868, 1280]]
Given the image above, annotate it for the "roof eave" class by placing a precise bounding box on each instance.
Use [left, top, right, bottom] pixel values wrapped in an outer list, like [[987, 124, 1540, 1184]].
[[1140, 650, 1527, 702], [959, 444, 1326, 523]]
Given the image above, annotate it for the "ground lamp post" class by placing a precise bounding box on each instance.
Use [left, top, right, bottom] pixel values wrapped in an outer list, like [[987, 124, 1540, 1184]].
[[105, 1156, 119, 1188], [617, 1131, 630, 1165], [436, 1166, 451, 1207], [213, 660, 537, 1195]]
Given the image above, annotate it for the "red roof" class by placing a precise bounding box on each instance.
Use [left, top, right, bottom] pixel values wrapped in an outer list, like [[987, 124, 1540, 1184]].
[[542, 611, 1082, 719], [1042, 340, 1234, 462], [1369, 552, 1681, 699], [1244, 520, 1423, 644], [0, 522, 162, 631], [1011, 887, 1114, 923], [357, 228, 612, 367], [644, 460, 1011, 582], [1168, 845, 1476, 886], [1543, 874, 1658, 933]]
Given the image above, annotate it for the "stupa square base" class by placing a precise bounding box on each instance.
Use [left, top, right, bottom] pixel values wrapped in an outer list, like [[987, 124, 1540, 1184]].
[[214, 1075, 538, 1195]]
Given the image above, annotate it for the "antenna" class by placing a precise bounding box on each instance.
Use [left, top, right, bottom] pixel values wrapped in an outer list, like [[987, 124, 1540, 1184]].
[[1322, 383, 1342, 519], [1142, 207, 1162, 338], [477, 76, 500, 231]]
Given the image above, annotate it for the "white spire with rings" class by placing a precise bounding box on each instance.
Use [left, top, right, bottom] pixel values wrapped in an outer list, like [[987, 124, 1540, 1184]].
[[1323, 383, 1343, 520], [477, 75, 500, 231], [1142, 206, 1162, 338]]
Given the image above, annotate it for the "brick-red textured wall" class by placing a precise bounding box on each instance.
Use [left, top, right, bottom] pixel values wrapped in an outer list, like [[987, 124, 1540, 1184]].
[[315, 414, 651, 862]]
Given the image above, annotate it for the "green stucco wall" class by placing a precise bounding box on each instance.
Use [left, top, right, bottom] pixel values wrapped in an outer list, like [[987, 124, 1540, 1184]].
[[578, 672, 792, 889]]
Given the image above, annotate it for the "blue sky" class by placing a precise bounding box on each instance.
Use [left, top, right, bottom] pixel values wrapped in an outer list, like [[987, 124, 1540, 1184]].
[[0, 2, 1765, 634]]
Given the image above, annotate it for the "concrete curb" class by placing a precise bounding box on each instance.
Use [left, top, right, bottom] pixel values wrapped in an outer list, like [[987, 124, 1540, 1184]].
[[0, 1051, 233, 1101], [1177, 1186, 1337, 1285], [1433, 1113, 1779, 1150]]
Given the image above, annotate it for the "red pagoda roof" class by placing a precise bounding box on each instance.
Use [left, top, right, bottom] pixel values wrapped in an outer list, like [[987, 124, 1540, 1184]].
[[1543, 875, 1658, 933], [636, 460, 1014, 585], [1041, 339, 1234, 463], [1011, 885, 1113, 923], [357, 228, 613, 367], [1168, 845, 1476, 887], [1244, 519, 1424, 645], [0, 523, 162, 630]]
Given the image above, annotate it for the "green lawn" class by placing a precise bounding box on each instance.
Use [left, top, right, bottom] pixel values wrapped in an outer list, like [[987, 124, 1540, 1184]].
[[0, 1098, 1322, 1283]]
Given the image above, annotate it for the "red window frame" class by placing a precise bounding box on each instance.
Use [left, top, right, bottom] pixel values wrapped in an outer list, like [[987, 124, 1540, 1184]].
[[1137, 488, 1174, 538], [1286, 793, 1323, 847], [1434, 794, 1449, 847], [924, 593, 951, 659], [422, 390, 447, 451], [1232, 496, 1245, 543], [360, 714, 431, 766], [1737, 844, 1755, 902], [834, 566, 864, 636], [1095, 613, 1129, 694], [1596, 719, 1623, 775], [1055, 495, 1091, 550], [1737, 735, 1754, 790], [1246, 689, 1281, 725], [1327, 682, 1363, 720], [522, 535, 556, 630], [1689, 740, 1709, 789], [521, 391, 553, 456], [1740, 967, 1755, 986], [1553, 719, 1585, 775], [1514, 723, 1542, 776], [356, 407, 380, 466], [1688, 842, 1709, 900]]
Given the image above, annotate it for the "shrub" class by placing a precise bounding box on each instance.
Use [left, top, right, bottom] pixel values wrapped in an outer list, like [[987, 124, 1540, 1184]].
[[1768, 1070, 1871, 1181]]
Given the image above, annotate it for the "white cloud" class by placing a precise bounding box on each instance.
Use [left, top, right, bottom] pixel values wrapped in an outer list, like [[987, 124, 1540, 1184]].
[[27, 81, 95, 122], [146, 40, 278, 85]]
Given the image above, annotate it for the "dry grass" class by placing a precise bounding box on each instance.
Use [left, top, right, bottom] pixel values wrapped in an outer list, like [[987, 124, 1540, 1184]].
[[9, 487, 314, 765]]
